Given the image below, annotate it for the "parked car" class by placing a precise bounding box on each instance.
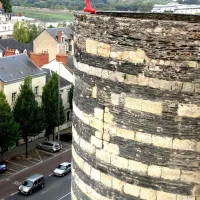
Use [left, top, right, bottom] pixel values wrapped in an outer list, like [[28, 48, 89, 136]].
[[18, 174, 44, 195], [0, 162, 6, 173], [36, 141, 61, 153], [53, 162, 71, 177], [56, 133, 72, 143]]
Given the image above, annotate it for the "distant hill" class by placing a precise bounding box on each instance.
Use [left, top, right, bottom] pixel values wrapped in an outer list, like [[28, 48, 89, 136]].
[[11, 0, 171, 11]]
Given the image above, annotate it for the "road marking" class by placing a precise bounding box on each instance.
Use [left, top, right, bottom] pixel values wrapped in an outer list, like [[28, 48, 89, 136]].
[[5, 171, 14, 174], [49, 173, 53, 176], [6, 160, 27, 167], [58, 192, 71, 200], [31, 157, 41, 162], [37, 149, 55, 155], [7, 168, 18, 172], [35, 149, 42, 162], [42, 190, 49, 194], [26, 159, 38, 164], [10, 191, 18, 196]]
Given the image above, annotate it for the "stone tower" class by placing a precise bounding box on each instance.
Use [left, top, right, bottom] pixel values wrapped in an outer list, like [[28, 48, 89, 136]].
[[72, 12, 200, 200]]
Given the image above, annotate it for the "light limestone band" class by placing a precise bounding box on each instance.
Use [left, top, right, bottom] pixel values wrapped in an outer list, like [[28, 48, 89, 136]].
[[74, 56, 200, 96], [72, 145, 195, 200], [73, 102, 200, 153]]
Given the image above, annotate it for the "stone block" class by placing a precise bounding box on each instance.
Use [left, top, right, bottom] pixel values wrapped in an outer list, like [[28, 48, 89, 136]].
[[111, 155, 128, 169], [78, 177, 87, 194], [116, 128, 135, 140], [178, 103, 200, 118], [92, 85, 97, 98], [161, 167, 180, 180], [141, 99, 163, 115], [101, 69, 109, 79], [117, 51, 129, 61], [171, 81, 183, 91], [187, 61, 197, 68], [135, 131, 152, 144], [181, 170, 200, 184], [104, 112, 114, 123], [182, 82, 195, 93], [152, 135, 172, 149], [176, 195, 191, 200], [96, 149, 111, 163], [107, 143, 119, 155], [148, 165, 162, 178], [138, 76, 149, 86], [103, 133, 110, 142], [160, 80, 172, 90], [140, 188, 157, 200], [95, 131, 103, 140], [94, 107, 104, 120], [115, 71, 126, 82], [100, 173, 112, 187], [148, 78, 160, 89], [97, 42, 111, 57], [157, 191, 176, 200], [73, 102, 83, 120], [86, 39, 98, 55], [91, 167, 101, 181], [125, 97, 142, 111], [111, 93, 120, 106], [90, 117, 104, 131], [124, 183, 141, 197], [112, 178, 124, 191], [80, 138, 95, 154], [91, 135, 103, 148], [83, 161, 91, 176], [128, 160, 148, 173], [124, 74, 138, 85], [173, 138, 196, 151], [195, 84, 200, 93], [110, 51, 118, 59], [129, 48, 147, 64], [82, 113, 90, 125]]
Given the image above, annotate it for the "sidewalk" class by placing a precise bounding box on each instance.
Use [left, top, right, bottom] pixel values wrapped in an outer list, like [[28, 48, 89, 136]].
[[3, 127, 72, 161]]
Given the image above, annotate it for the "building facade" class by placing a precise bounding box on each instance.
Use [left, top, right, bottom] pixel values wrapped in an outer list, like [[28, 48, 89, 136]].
[[72, 12, 200, 200]]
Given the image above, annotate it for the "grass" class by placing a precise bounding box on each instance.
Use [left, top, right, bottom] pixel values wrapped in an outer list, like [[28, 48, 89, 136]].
[[12, 8, 73, 22]]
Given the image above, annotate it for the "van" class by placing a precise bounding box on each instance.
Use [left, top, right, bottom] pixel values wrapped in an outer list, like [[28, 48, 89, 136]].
[[37, 141, 61, 153], [18, 174, 44, 195]]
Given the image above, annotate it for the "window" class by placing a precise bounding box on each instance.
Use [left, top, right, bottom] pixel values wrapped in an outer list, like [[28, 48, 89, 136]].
[[67, 111, 71, 121], [69, 45, 72, 51], [34, 86, 39, 95], [12, 92, 17, 103]]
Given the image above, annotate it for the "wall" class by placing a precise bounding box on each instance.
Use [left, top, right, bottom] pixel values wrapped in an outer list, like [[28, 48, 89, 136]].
[[33, 30, 57, 61], [72, 12, 200, 200]]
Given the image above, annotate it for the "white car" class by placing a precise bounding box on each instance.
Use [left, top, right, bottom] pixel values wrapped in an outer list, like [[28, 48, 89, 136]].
[[53, 162, 71, 177]]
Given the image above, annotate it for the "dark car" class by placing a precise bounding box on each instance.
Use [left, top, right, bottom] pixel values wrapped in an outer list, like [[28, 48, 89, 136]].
[[0, 162, 6, 173], [56, 133, 72, 143]]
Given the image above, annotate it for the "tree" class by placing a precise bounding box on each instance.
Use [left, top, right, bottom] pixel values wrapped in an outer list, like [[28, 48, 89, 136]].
[[28, 23, 38, 42], [13, 22, 29, 43], [42, 73, 66, 141], [0, 91, 20, 161], [1, 0, 12, 13], [48, 24, 54, 28], [13, 76, 45, 158]]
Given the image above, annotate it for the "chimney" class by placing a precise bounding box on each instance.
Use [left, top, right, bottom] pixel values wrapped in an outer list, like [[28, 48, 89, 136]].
[[56, 54, 67, 66], [30, 51, 49, 68], [4, 48, 16, 57], [58, 30, 62, 42]]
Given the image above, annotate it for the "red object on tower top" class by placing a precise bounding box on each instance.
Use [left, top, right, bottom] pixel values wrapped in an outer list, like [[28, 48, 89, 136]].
[[84, 0, 96, 14]]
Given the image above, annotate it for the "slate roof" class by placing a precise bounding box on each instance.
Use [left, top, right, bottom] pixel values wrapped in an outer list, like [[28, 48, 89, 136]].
[[46, 27, 73, 41], [0, 39, 33, 54], [42, 68, 71, 88], [0, 54, 46, 83]]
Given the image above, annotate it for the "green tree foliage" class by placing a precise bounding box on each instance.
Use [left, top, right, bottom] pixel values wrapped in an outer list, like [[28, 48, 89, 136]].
[[48, 24, 55, 28], [13, 22, 41, 43], [1, 0, 12, 13], [0, 91, 20, 161], [42, 73, 66, 141], [13, 22, 29, 43], [13, 76, 45, 157]]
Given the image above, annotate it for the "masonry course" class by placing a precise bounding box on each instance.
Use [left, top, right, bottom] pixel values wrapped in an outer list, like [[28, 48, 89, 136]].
[[72, 12, 200, 200]]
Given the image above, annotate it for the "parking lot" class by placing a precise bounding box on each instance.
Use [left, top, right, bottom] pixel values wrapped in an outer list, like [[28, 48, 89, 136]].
[[0, 142, 72, 183]]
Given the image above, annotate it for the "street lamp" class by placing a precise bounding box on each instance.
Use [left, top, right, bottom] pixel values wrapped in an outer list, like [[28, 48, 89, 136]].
[[57, 62, 61, 145]]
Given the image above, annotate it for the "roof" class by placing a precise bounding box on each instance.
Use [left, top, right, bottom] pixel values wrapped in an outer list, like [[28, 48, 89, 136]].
[[0, 54, 46, 83], [0, 39, 33, 53], [46, 26, 73, 41], [42, 68, 71, 88], [26, 174, 44, 181], [42, 59, 73, 83]]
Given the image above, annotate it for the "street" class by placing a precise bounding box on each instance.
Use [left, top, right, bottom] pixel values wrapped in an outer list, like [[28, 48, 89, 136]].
[[0, 146, 72, 200]]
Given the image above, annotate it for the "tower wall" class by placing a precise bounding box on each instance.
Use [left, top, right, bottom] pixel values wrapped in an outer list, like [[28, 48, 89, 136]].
[[72, 12, 200, 200]]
